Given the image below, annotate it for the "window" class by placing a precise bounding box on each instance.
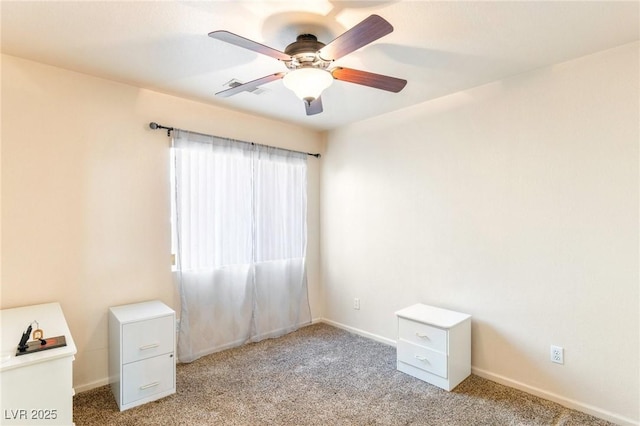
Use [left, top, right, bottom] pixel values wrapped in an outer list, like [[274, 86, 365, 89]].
[[170, 129, 310, 362]]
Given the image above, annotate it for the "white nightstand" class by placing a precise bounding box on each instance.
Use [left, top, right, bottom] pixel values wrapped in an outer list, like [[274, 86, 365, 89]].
[[108, 300, 175, 411], [395, 303, 471, 391]]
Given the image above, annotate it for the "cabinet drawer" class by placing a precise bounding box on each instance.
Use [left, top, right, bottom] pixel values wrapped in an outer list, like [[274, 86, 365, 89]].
[[398, 318, 447, 353], [122, 315, 174, 364], [397, 340, 447, 378], [122, 354, 174, 405]]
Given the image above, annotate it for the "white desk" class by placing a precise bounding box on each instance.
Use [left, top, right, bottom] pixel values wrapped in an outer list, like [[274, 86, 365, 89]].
[[1, 303, 77, 425]]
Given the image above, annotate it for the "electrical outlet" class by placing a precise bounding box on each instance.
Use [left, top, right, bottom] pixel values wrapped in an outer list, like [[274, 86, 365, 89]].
[[353, 298, 360, 310], [550, 345, 564, 364]]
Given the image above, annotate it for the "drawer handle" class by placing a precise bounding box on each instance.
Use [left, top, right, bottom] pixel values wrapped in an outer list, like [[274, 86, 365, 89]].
[[139, 343, 160, 350], [415, 333, 430, 340], [139, 381, 160, 390], [415, 355, 430, 363]]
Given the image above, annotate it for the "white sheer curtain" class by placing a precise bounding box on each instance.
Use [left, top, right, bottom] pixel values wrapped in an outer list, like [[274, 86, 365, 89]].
[[171, 130, 310, 363]]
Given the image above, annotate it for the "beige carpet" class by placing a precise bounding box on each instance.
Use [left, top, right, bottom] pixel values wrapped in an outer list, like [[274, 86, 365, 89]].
[[74, 323, 614, 425]]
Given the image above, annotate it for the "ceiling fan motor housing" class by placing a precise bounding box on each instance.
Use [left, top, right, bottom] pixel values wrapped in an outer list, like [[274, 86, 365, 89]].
[[284, 34, 331, 70]]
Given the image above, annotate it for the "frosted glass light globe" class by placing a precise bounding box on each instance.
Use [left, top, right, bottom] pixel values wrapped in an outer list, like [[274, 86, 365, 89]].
[[282, 68, 333, 103]]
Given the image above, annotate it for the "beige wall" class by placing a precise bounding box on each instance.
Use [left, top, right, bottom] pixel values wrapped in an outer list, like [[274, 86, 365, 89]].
[[3, 41, 639, 424], [0, 54, 324, 391], [321, 42, 639, 424]]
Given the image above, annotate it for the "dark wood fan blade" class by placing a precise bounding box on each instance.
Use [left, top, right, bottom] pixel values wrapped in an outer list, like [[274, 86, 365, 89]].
[[331, 67, 407, 92], [318, 15, 393, 61], [305, 97, 323, 116], [208, 30, 291, 61], [215, 73, 286, 97]]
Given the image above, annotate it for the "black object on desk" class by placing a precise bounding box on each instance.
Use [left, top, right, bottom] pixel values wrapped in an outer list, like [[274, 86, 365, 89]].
[[17, 325, 32, 352], [16, 331, 67, 356]]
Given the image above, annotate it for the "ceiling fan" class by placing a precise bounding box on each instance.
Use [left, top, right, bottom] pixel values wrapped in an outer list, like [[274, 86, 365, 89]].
[[209, 14, 407, 116]]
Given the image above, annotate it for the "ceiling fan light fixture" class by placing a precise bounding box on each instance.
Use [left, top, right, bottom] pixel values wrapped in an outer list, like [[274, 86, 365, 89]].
[[210, 15, 404, 116], [282, 68, 333, 103]]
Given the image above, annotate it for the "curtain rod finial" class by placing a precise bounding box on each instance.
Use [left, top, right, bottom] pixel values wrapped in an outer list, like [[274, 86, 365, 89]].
[[149, 122, 173, 136]]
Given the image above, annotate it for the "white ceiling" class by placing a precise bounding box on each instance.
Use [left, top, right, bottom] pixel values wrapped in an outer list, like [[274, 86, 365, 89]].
[[2, 1, 638, 131]]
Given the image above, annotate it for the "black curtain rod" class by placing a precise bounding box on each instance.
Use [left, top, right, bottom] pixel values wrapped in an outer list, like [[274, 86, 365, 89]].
[[149, 122, 321, 158]]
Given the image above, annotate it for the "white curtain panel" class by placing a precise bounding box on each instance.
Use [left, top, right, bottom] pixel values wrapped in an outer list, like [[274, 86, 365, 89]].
[[171, 130, 310, 363]]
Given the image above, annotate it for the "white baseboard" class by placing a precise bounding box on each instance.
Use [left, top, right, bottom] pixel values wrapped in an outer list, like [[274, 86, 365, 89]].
[[471, 367, 638, 426], [74, 378, 109, 394], [318, 318, 637, 426], [318, 318, 396, 347]]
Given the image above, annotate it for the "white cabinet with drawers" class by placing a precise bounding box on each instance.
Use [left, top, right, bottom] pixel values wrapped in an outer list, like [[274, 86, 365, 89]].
[[109, 301, 176, 411], [395, 303, 471, 391], [1, 303, 77, 425]]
